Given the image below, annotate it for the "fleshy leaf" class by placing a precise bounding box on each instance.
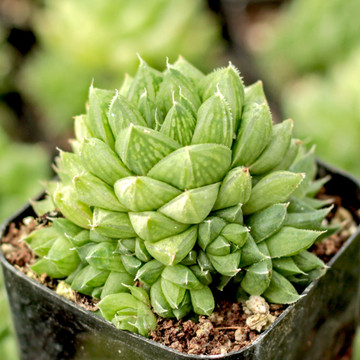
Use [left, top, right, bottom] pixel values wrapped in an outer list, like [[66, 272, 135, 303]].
[[263, 271, 300, 304], [232, 102, 272, 167], [53, 184, 92, 229], [116, 124, 180, 176], [265, 227, 324, 258], [213, 167, 251, 210], [92, 208, 136, 238], [144, 226, 197, 265], [161, 264, 203, 290], [86, 86, 115, 148], [114, 176, 181, 212], [158, 183, 220, 224], [129, 211, 189, 242], [148, 143, 231, 190], [73, 172, 127, 212], [243, 171, 305, 215], [191, 91, 233, 148], [241, 260, 272, 296], [250, 119, 293, 175], [108, 92, 147, 136], [190, 286, 215, 316], [247, 203, 288, 243], [80, 137, 132, 185], [160, 101, 196, 146]]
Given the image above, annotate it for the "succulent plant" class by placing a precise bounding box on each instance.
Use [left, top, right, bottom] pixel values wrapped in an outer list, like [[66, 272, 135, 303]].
[[27, 57, 333, 337]]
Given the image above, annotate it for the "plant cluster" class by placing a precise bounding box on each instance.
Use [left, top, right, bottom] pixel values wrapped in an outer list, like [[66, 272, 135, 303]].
[[27, 57, 333, 336]]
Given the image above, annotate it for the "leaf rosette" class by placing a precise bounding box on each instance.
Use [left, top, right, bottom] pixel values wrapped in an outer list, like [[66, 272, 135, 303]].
[[28, 57, 333, 335]]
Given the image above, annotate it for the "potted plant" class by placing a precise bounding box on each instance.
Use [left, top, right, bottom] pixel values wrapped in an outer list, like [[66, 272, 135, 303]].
[[1, 57, 360, 360]]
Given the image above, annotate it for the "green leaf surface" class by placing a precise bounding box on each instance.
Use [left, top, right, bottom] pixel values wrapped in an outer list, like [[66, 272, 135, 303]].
[[145, 226, 197, 265], [265, 227, 324, 258], [129, 211, 189, 243], [159, 183, 220, 224], [114, 176, 181, 212], [148, 143, 231, 190], [116, 124, 180, 176]]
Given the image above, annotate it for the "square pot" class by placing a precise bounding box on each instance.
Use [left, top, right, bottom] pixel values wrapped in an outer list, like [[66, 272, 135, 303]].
[[1, 162, 360, 360]]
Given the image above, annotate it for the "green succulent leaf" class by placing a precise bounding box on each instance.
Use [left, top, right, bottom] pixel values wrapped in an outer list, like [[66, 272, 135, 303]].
[[208, 251, 241, 277], [101, 271, 134, 299], [158, 183, 220, 224], [263, 271, 300, 304], [114, 176, 181, 212], [292, 250, 326, 273], [127, 57, 163, 104], [24, 226, 59, 257], [161, 264, 203, 290], [191, 91, 233, 148], [232, 102, 272, 167], [199, 63, 244, 131], [136, 259, 165, 286], [243, 171, 305, 215], [53, 184, 92, 229], [129, 211, 189, 243], [148, 143, 231, 190], [213, 166, 252, 210], [108, 92, 147, 136], [73, 171, 127, 211], [116, 124, 180, 176], [272, 257, 306, 276], [284, 206, 333, 229], [265, 227, 324, 258], [198, 216, 227, 250], [241, 260, 272, 296], [144, 226, 197, 265], [85, 243, 126, 272], [150, 279, 174, 318], [247, 203, 288, 243], [239, 234, 269, 267], [190, 286, 215, 316], [80, 137, 132, 185], [161, 278, 186, 309], [160, 101, 196, 146], [92, 208, 136, 238], [250, 119, 293, 175], [86, 86, 115, 149]]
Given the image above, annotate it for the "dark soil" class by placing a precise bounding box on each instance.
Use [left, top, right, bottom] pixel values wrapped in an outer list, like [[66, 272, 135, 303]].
[[1, 199, 359, 356]]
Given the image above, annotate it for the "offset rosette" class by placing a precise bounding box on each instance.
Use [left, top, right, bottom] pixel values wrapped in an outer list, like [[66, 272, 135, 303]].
[[28, 57, 333, 335]]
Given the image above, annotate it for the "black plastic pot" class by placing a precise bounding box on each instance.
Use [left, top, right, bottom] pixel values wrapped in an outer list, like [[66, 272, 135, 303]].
[[1, 162, 360, 360]]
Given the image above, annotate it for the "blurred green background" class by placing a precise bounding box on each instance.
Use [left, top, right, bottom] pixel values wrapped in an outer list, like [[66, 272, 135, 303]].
[[1, 0, 360, 358], [245, 0, 360, 179]]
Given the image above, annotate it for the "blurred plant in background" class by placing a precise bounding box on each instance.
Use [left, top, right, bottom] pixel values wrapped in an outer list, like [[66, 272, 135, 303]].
[[256, 0, 360, 87], [282, 48, 360, 178], [19, 0, 223, 138], [0, 126, 50, 222], [247, 0, 360, 178]]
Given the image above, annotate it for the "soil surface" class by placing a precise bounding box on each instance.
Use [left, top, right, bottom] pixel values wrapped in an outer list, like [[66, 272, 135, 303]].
[[1, 197, 359, 356]]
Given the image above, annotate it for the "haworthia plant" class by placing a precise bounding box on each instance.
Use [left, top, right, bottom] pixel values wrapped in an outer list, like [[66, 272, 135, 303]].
[[28, 57, 332, 337]]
